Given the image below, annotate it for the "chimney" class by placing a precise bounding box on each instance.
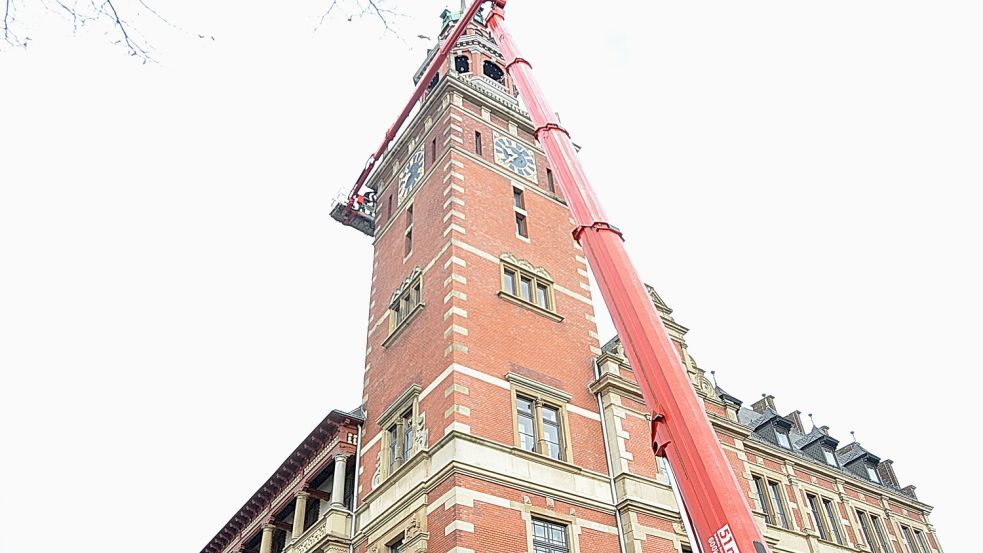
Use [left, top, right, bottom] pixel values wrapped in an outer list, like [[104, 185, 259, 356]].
[[785, 410, 805, 433], [751, 394, 777, 414], [878, 459, 901, 488], [900, 485, 918, 499]]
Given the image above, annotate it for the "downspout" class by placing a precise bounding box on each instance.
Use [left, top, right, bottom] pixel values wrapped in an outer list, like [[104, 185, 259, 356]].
[[594, 360, 630, 553], [348, 422, 363, 553]]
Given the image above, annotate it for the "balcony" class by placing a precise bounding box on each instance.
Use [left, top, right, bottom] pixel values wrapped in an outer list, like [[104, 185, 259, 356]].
[[284, 507, 352, 553]]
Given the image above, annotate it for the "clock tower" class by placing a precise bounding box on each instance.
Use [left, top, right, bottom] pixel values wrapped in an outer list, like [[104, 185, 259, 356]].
[[353, 6, 629, 553]]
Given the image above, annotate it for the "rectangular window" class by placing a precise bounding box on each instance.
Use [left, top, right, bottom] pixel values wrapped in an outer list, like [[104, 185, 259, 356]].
[[389, 538, 404, 553], [872, 515, 892, 553], [404, 205, 414, 257], [401, 409, 414, 461], [823, 448, 838, 466], [914, 530, 931, 553], [901, 526, 919, 553], [531, 518, 569, 553], [513, 186, 525, 209], [776, 429, 791, 449], [822, 498, 844, 544], [856, 510, 879, 553], [546, 168, 555, 193], [387, 425, 400, 472], [866, 463, 881, 483], [515, 212, 528, 237], [387, 194, 393, 219], [520, 275, 533, 302], [767, 480, 789, 529], [516, 396, 536, 451], [541, 404, 561, 459], [388, 269, 423, 340], [475, 130, 482, 155], [536, 283, 550, 310], [499, 257, 557, 317], [431, 138, 436, 162], [752, 475, 773, 525], [515, 395, 565, 461], [503, 267, 518, 295], [807, 494, 828, 540]]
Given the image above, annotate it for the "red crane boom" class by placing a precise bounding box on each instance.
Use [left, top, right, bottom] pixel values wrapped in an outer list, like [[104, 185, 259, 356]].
[[340, 2, 770, 552]]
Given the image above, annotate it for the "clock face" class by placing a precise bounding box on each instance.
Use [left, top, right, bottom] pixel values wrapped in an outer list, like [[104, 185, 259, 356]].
[[398, 148, 425, 202], [494, 134, 537, 180]]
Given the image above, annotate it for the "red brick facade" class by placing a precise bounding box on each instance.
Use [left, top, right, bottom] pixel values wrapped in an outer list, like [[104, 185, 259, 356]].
[[202, 10, 944, 553]]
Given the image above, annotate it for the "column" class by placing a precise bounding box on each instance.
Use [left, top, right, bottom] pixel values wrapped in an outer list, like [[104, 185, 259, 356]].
[[292, 492, 310, 539], [330, 455, 348, 508], [259, 524, 275, 553]]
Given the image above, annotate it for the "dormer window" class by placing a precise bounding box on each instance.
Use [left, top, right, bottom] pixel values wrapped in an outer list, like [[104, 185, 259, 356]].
[[483, 61, 505, 83], [823, 447, 838, 466], [455, 55, 470, 73], [776, 428, 791, 449], [866, 463, 881, 483]]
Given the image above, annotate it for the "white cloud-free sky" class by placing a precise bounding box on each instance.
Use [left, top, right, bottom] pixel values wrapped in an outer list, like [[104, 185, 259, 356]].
[[1, 1, 979, 552]]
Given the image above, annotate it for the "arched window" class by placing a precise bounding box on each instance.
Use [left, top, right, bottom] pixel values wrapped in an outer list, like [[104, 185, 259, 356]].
[[454, 55, 470, 74], [483, 61, 505, 83], [427, 72, 440, 91]]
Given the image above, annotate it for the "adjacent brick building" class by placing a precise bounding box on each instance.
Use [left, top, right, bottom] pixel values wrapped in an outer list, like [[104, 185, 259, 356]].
[[201, 7, 944, 553]]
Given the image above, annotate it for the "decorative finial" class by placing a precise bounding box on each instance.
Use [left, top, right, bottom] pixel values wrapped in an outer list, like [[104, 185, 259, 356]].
[[808, 413, 815, 426], [850, 430, 857, 443], [710, 370, 718, 387]]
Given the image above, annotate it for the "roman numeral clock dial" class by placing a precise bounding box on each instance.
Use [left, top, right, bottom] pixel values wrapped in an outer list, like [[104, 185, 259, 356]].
[[398, 147, 425, 203], [493, 133, 537, 180]]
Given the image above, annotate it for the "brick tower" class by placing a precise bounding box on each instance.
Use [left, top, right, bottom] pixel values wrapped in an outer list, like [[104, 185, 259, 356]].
[[199, 11, 948, 553], [354, 6, 624, 553]]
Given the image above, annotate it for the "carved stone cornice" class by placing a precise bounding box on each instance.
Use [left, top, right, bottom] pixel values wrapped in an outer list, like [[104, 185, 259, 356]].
[[500, 252, 553, 281]]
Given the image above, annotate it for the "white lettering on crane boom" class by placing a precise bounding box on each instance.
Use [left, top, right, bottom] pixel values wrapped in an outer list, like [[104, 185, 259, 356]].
[[707, 524, 741, 553]]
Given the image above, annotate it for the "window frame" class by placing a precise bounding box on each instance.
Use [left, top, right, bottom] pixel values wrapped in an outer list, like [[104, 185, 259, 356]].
[[806, 493, 829, 541], [914, 529, 931, 553], [822, 447, 839, 466], [866, 462, 881, 483], [766, 479, 790, 529], [508, 372, 573, 463], [377, 385, 422, 479], [900, 525, 920, 553], [531, 517, 570, 553], [475, 130, 482, 155], [856, 509, 880, 553], [385, 267, 424, 346], [821, 497, 844, 545], [498, 255, 560, 321], [752, 475, 773, 525], [871, 514, 892, 553]]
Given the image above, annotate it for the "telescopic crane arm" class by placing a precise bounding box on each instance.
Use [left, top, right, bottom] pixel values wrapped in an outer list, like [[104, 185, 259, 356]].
[[342, 2, 770, 552]]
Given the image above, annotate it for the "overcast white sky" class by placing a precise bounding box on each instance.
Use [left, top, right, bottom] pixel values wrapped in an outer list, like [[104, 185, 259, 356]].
[[1, 1, 979, 552]]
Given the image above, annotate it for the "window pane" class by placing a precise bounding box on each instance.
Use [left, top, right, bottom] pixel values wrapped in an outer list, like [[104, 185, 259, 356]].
[[536, 283, 549, 309], [513, 187, 524, 209], [504, 269, 517, 295], [807, 494, 828, 540], [520, 277, 532, 301], [823, 499, 843, 544], [776, 430, 790, 448], [823, 448, 838, 466], [532, 518, 568, 553], [516, 213, 528, 237], [915, 531, 931, 553], [753, 476, 773, 525], [403, 411, 414, 460], [872, 516, 892, 553], [867, 464, 881, 482], [858, 511, 878, 553], [768, 481, 788, 528], [517, 396, 533, 414], [388, 426, 399, 470]]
